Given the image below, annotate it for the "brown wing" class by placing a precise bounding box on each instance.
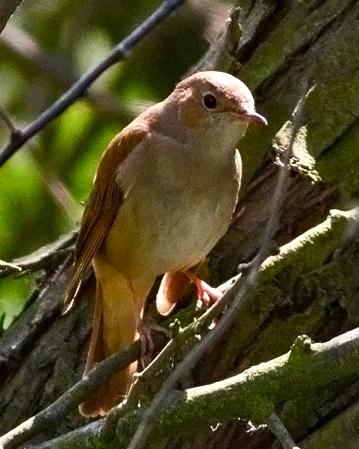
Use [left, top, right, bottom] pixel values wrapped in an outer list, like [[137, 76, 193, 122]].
[[63, 125, 146, 313]]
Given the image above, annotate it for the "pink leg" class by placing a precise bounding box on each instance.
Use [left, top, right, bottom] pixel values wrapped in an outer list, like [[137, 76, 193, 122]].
[[183, 271, 222, 307]]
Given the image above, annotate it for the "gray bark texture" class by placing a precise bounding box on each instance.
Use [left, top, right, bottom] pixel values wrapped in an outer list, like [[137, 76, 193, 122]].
[[2, 1, 359, 448]]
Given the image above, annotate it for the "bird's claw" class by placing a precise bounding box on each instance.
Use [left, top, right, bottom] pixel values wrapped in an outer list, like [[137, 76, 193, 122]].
[[195, 279, 222, 307], [137, 317, 169, 367]]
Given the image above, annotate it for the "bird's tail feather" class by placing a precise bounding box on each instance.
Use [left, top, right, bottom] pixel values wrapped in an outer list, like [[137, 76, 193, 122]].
[[79, 257, 153, 417]]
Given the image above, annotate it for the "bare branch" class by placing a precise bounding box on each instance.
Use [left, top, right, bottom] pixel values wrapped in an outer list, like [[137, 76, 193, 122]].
[[0, 341, 141, 449], [0, 105, 19, 138], [0, 25, 131, 120], [0, 0, 186, 167], [27, 327, 359, 449], [0, 231, 76, 278], [267, 412, 300, 449], [0, 0, 22, 34]]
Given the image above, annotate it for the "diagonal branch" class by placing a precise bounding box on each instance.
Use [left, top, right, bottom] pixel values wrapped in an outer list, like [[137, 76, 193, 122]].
[[0, 105, 19, 139], [267, 412, 300, 449], [1, 203, 357, 448], [0, 0, 185, 167], [0, 341, 141, 449], [27, 327, 359, 449]]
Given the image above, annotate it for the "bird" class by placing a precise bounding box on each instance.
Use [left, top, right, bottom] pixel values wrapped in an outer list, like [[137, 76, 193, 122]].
[[63, 70, 267, 417]]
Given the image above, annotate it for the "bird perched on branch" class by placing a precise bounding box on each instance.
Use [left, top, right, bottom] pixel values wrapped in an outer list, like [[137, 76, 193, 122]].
[[63, 70, 267, 417]]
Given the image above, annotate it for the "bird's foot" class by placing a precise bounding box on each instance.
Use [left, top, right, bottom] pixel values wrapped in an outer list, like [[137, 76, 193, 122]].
[[195, 279, 222, 308], [137, 317, 169, 367], [183, 271, 222, 307]]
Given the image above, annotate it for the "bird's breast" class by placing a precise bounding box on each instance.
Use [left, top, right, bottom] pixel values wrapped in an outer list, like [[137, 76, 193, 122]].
[[103, 139, 241, 277]]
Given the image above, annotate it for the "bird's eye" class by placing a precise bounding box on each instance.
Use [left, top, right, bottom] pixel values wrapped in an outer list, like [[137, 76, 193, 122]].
[[202, 93, 217, 110]]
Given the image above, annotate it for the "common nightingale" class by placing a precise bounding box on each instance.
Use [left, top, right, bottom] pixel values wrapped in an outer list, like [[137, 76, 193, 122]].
[[63, 71, 267, 416]]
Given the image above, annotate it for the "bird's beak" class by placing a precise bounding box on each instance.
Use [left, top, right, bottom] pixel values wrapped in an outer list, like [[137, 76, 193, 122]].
[[242, 109, 268, 126]]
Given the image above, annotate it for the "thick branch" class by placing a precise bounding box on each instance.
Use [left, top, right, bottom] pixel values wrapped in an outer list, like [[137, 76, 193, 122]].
[[2, 204, 357, 448], [29, 328, 359, 449], [0, 341, 141, 449]]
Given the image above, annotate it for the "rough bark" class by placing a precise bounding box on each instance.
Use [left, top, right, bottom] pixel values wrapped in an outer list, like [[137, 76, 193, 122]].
[[1, 1, 359, 448]]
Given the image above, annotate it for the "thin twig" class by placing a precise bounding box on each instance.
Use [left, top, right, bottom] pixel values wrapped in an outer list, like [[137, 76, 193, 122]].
[[28, 327, 359, 449], [0, 271, 241, 449], [267, 412, 300, 449], [125, 83, 314, 449], [0, 231, 76, 278], [0, 105, 19, 138], [0, 341, 141, 449], [0, 25, 130, 119], [0, 0, 185, 167], [0, 259, 21, 271]]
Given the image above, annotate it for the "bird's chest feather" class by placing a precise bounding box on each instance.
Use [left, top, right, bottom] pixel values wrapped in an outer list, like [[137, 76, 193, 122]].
[[104, 136, 241, 276]]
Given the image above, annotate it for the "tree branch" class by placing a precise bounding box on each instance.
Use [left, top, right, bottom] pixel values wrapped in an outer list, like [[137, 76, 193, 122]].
[[27, 327, 359, 449], [2, 201, 358, 448], [0, 341, 141, 449], [0, 25, 131, 120], [0, 231, 76, 278], [0, 0, 185, 167], [267, 412, 300, 449]]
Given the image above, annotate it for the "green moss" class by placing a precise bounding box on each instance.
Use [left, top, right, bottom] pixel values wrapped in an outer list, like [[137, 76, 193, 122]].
[[273, 121, 321, 182], [317, 120, 359, 194], [239, 302, 324, 372], [258, 209, 356, 283]]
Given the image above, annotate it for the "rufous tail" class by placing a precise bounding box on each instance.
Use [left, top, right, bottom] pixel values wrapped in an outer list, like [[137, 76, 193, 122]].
[[79, 256, 153, 417]]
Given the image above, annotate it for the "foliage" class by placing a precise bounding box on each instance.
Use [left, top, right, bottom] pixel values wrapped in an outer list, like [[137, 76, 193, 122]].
[[0, 0, 231, 324]]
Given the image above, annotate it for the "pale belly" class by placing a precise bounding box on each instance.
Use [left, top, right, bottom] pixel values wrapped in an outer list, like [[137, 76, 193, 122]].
[[103, 174, 239, 278]]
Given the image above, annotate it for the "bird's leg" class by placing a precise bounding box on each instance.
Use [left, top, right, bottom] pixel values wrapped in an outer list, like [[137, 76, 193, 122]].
[[183, 270, 222, 307], [136, 316, 169, 367], [128, 277, 168, 367]]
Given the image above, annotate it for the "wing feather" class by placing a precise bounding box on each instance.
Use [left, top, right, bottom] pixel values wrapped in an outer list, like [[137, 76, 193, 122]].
[[63, 126, 146, 313]]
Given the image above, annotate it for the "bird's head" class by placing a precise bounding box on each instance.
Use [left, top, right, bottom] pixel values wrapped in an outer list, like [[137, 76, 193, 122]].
[[173, 71, 267, 139]]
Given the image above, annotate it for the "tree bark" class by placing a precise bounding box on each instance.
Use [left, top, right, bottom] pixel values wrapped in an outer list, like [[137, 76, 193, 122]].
[[1, 1, 359, 448]]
